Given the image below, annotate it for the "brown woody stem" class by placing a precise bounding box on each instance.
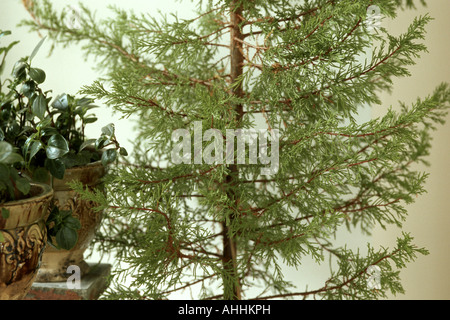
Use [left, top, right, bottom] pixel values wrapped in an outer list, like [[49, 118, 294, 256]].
[[222, 0, 244, 300]]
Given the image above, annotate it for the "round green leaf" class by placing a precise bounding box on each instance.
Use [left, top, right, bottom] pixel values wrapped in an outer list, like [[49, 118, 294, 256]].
[[44, 158, 66, 179], [29, 68, 46, 84], [32, 92, 47, 120], [101, 123, 115, 137], [0, 141, 13, 161], [32, 167, 50, 183], [46, 134, 69, 159], [0, 141, 23, 164], [55, 226, 78, 250], [12, 61, 27, 80], [29, 140, 43, 160], [15, 177, 30, 195], [101, 149, 117, 166], [52, 94, 69, 110], [21, 80, 36, 98], [0, 163, 9, 180], [95, 136, 107, 150], [64, 216, 82, 230], [119, 147, 128, 156]]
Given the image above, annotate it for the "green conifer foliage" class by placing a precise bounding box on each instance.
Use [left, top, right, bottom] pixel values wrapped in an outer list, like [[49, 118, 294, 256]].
[[22, 0, 449, 299]]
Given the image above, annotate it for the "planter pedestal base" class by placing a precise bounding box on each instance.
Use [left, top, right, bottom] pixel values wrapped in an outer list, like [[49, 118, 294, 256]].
[[24, 263, 111, 300], [35, 249, 91, 282]]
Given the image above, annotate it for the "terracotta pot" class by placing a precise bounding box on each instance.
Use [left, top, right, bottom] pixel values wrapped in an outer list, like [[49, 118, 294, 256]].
[[35, 160, 105, 282], [0, 183, 53, 300]]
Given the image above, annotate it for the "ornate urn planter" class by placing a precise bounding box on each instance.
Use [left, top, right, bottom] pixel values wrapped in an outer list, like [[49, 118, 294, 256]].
[[0, 183, 53, 300], [35, 160, 105, 282]]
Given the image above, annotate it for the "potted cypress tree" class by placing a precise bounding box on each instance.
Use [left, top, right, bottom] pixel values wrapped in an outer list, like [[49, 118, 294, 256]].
[[21, 0, 450, 299]]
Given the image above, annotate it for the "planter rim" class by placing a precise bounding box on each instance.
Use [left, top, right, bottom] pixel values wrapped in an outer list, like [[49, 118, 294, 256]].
[[64, 159, 104, 170], [0, 182, 53, 229], [51, 159, 105, 190], [1, 182, 52, 207]]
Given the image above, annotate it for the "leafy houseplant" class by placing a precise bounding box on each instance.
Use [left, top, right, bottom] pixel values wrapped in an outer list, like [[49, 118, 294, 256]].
[[0, 30, 52, 300], [1, 30, 125, 282], [3, 40, 123, 182], [22, 0, 449, 300]]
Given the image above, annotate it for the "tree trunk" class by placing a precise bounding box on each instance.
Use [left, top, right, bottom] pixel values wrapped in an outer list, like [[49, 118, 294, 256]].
[[222, 0, 244, 300]]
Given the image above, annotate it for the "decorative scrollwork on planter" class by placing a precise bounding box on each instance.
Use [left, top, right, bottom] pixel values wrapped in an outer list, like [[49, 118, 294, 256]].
[[0, 220, 47, 299]]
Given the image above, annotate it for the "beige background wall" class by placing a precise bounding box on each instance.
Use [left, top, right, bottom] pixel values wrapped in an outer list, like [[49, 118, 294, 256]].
[[371, 0, 450, 300]]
